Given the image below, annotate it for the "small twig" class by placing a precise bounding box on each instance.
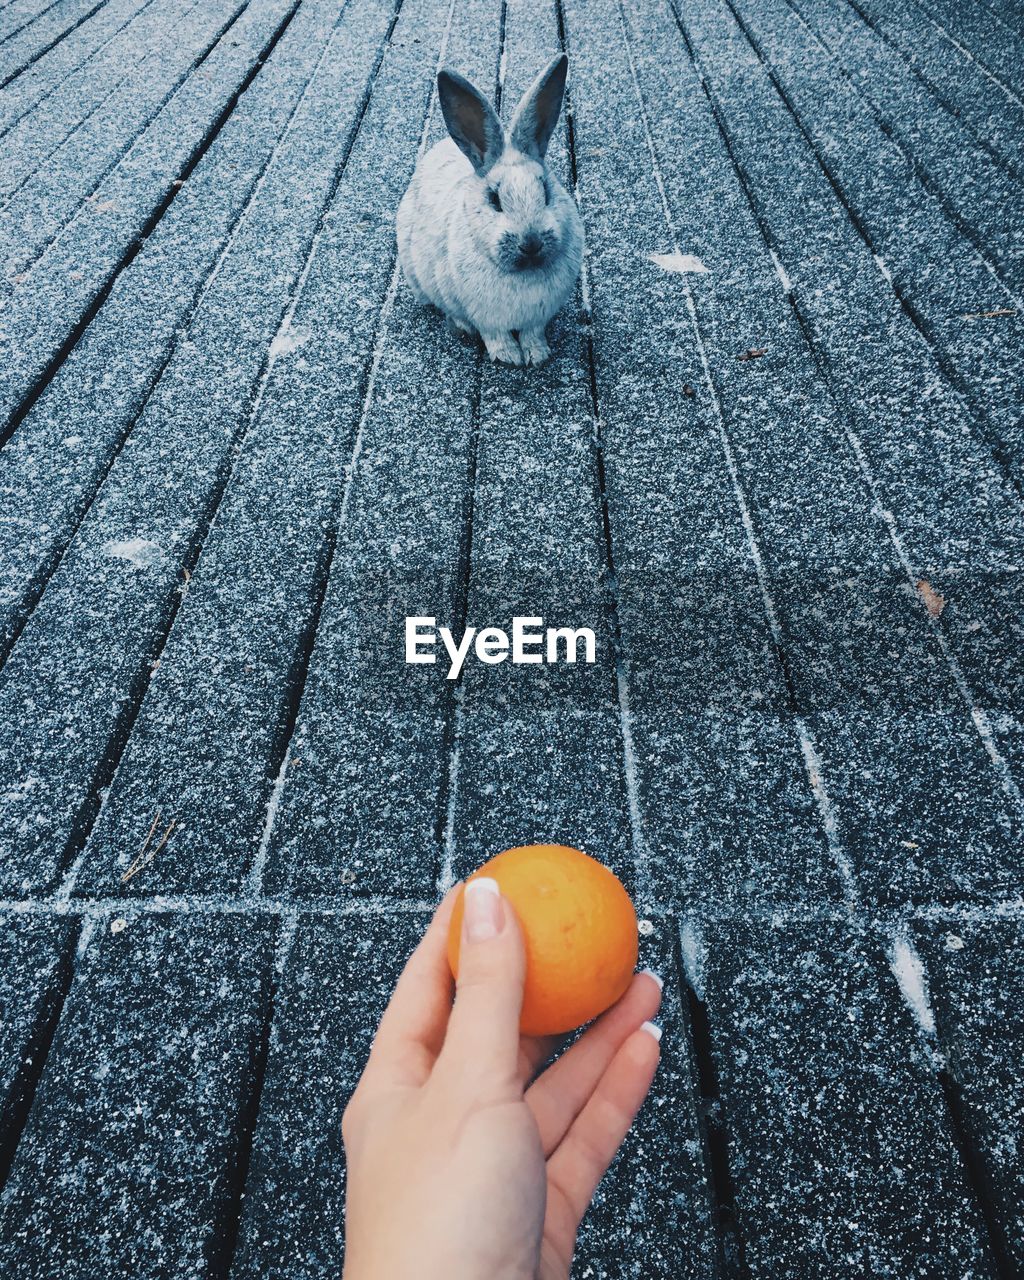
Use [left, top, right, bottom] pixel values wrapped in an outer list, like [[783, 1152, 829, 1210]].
[[126, 811, 160, 870], [960, 307, 1015, 320], [121, 813, 177, 884]]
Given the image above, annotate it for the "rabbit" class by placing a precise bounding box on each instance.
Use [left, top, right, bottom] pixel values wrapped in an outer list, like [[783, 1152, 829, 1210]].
[[397, 53, 583, 367]]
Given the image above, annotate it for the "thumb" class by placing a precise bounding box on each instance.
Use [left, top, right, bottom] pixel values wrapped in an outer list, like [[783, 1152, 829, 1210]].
[[439, 878, 526, 1089]]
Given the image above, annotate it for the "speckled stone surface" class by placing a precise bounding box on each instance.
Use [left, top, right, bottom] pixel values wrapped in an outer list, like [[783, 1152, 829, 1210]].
[[914, 918, 1024, 1273], [577, 920, 716, 1279], [674, 0, 1024, 903], [0, 0, 373, 897], [0, 0, 363, 654], [835, 0, 1024, 181], [0, 0, 1021, 1274], [704, 920, 994, 1277], [729, 0, 1024, 497], [0, 0, 245, 276], [0, 0, 110, 87], [0, 913, 276, 1277], [796, 0, 1024, 287], [0, 0, 299, 433], [73, 0, 416, 899], [0, 0, 153, 137], [230, 913, 421, 1278], [564, 0, 837, 917], [0, 915, 75, 1159]]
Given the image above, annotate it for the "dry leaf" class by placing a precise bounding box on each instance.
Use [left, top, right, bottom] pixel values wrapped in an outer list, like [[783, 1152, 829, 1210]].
[[917, 578, 945, 619], [737, 347, 767, 362]]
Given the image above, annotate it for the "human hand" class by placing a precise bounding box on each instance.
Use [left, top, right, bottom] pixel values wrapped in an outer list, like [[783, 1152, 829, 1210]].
[[341, 878, 662, 1280]]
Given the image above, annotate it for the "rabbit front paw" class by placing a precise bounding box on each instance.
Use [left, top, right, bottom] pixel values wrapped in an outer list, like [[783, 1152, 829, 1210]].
[[482, 331, 524, 366], [519, 327, 551, 366]]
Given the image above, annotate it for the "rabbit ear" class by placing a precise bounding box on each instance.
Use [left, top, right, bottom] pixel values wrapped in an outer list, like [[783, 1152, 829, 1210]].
[[437, 70, 504, 175], [509, 54, 568, 162]]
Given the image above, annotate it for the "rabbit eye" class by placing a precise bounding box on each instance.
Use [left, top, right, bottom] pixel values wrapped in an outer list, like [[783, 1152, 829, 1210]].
[[487, 188, 502, 212]]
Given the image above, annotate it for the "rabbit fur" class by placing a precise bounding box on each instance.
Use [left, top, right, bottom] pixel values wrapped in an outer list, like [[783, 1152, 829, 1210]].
[[397, 54, 583, 366]]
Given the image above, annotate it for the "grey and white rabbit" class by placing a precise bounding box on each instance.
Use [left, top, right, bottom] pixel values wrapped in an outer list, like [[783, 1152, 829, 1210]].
[[397, 54, 583, 366]]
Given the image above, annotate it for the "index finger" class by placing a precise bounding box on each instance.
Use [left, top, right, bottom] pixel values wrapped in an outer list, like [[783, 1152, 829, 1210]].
[[436, 880, 527, 1091]]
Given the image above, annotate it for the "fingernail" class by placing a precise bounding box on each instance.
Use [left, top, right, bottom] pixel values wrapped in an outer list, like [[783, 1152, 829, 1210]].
[[641, 968, 664, 991], [640, 1020, 662, 1043], [464, 877, 503, 943]]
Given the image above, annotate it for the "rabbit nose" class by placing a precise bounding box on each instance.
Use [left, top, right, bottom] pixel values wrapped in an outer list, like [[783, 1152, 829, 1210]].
[[520, 233, 544, 259]]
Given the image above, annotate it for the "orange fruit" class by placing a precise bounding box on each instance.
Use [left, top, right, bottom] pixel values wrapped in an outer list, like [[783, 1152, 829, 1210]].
[[447, 843, 638, 1036]]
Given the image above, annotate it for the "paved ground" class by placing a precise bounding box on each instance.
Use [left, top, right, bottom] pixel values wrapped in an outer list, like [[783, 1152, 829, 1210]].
[[0, 0, 1022, 1274]]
